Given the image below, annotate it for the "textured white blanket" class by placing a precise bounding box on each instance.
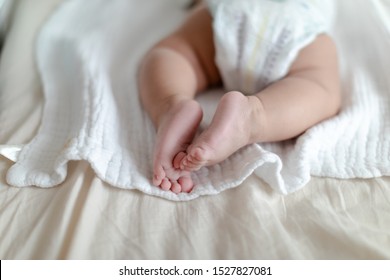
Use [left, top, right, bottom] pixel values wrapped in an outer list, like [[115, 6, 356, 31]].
[[3, 0, 390, 201]]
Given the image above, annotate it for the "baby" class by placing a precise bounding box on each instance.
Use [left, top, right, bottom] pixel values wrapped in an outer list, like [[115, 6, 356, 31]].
[[137, 0, 341, 194]]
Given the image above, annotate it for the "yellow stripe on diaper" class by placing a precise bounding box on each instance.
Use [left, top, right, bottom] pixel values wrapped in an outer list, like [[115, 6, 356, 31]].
[[243, 14, 270, 93]]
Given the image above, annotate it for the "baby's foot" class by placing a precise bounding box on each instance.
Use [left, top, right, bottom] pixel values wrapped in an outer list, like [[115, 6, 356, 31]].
[[153, 99, 203, 193], [179, 91, 263, 171]]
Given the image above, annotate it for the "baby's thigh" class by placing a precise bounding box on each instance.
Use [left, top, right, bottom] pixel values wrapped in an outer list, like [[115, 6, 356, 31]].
[[160, 5, 221, 89], [287, 35, 340, 94]]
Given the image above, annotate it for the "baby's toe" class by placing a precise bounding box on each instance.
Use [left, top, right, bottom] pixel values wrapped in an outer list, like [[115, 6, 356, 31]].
[[173, 151, 186, 169], [153, 165, 165, 186], [160, 178, 172, 191], [171, 181, 182, 194], [178, 176, 194, 193]]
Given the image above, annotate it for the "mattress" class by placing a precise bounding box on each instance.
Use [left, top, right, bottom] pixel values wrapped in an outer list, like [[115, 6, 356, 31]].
[[0, 0, 390, 259]]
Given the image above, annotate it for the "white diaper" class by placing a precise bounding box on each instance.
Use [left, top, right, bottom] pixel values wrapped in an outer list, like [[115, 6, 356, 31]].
[[206, 0, 335, 94]]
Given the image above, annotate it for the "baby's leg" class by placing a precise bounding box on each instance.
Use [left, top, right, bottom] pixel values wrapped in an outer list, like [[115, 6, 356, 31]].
[[180, 35, 341, 171], [138, 5, 220, 193]]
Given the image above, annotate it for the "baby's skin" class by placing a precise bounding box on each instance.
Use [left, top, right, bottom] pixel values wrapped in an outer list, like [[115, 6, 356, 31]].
[[138, 4, 341, 193]]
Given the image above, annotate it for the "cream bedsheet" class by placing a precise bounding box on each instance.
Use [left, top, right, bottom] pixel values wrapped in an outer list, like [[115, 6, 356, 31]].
[[1, 0, 390, 259]]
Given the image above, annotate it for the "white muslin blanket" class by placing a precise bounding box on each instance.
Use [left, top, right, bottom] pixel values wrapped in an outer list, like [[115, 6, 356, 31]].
[[2, 0, 390, 201]]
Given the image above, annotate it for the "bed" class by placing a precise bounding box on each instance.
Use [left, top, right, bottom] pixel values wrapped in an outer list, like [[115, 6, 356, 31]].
[[1, 0, 390, 260]]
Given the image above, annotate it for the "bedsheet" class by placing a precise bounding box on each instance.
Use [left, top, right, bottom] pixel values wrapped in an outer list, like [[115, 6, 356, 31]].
[[1, 0, 390, 259]]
